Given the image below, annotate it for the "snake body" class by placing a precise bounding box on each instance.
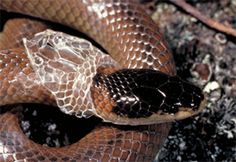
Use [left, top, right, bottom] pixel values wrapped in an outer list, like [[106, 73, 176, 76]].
[[0, 0, 205, 161]]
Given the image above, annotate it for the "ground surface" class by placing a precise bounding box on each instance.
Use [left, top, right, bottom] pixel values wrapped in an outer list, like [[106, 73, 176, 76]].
[[149, 0, 236, 161]]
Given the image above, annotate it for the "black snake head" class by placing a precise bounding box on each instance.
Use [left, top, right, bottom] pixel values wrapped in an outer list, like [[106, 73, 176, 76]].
[[92, 69, 206, 125]]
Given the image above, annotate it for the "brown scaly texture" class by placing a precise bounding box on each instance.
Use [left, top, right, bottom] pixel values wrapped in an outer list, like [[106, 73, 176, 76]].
[[0, 18, 48, 50], [0, 0, 176, 161], [1, 110, 171, 162], [0, 48, 55, 106], [0, 0, 176, 74], [0, 19, 171, 162]]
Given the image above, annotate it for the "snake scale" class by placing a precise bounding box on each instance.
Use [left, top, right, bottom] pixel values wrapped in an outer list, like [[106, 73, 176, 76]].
[[0, 0, 205, 161]]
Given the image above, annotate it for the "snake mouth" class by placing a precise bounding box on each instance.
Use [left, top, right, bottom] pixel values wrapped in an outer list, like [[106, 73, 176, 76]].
[[93, 95, 206, 126], [91, 69, 206, 125]]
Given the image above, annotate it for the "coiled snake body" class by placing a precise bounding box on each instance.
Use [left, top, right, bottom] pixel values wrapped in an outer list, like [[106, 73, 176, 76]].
[[0, 0, 205, 161]]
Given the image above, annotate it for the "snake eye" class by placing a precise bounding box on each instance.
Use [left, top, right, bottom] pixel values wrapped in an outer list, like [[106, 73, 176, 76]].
[[91, 69, 205, 125]]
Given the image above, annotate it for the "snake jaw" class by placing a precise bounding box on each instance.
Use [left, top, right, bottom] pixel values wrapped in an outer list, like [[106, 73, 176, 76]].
[[91, 69, 205, 125]]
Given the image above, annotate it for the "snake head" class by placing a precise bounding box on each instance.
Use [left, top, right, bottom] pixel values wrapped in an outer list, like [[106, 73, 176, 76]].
[[23, 30, 205, 126], [91, 69, 206, 125]]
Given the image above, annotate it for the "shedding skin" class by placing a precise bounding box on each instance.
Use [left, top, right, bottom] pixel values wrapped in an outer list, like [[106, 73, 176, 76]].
[[0, 25, 171, 162], [0, 0, 205, 161]]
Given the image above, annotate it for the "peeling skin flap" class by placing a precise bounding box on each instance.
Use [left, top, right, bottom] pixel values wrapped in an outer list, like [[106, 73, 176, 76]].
[[23, 29, 118, 118]]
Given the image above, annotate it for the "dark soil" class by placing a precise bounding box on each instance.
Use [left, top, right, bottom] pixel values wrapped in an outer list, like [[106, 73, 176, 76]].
[[148, 0, 236, 161]]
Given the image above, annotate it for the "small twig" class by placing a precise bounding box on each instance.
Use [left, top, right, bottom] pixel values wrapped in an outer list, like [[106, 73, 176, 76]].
[[169, 0, 236, 37]]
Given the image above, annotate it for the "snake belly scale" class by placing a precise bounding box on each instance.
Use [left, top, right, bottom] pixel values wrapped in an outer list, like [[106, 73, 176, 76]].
[[0, 0, 205, 162]]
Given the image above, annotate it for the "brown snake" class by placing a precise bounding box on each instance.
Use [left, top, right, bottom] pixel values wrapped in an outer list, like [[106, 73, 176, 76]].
[[0, 0, 205, 161]]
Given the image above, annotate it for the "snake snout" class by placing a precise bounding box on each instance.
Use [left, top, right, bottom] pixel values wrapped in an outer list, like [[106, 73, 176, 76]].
[[91, 69, 205, 125]]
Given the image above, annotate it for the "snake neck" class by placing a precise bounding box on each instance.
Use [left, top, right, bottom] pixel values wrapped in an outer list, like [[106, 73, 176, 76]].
[[21, 30, 122, 118]]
